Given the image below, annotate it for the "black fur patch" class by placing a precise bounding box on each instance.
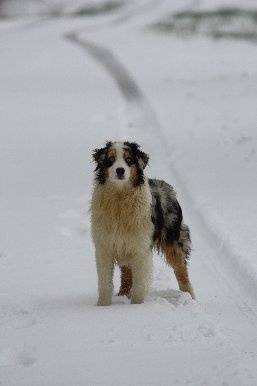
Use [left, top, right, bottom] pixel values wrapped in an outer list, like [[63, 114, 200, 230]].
[[92, 141, 113, 184], [135, 167, 145, 186], [164, 200, 182, 244], [149, 179, 190, 256], [124, 141, 149, 169], [151, 193, 164, 242], [92, 141, 112, 163]]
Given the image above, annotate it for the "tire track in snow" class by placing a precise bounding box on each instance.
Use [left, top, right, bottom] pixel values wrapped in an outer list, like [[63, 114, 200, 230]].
[[65, 31, 161, 138], [65, 32, 143, 102], [64, 30, 257, 321]]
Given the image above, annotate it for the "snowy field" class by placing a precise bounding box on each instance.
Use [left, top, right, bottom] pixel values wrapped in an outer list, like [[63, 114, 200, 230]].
[[1, 1, 257, 385]]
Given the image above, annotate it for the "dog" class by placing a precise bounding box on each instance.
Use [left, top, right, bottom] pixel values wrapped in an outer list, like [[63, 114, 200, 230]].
[[91, 141, 195, 305]]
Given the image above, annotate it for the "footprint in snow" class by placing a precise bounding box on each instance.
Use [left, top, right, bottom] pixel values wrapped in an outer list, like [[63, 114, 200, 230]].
[[18, 348, 37, 367], [150, 289, 192, 307], [0, 303, 37, 329], [10, 315, 37, 329], [0, 347, 37, 368], [198, 323, 216, 338]]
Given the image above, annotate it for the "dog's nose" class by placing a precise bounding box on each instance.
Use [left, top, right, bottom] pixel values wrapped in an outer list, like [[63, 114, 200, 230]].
[[116, 167, 125, 177]]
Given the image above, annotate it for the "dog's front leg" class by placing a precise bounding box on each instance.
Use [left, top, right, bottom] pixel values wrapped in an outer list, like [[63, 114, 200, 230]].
[[130, 253, 152, 304], [96, 251, 114, 306]]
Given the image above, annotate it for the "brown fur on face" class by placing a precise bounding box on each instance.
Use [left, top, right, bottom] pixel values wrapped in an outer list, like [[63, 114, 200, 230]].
[[103, 167, 109, 179], [129, 165, 139, 186], [123, 149, 131, 160], [108, 149, 117, 159], [104, 147, 141, 186]]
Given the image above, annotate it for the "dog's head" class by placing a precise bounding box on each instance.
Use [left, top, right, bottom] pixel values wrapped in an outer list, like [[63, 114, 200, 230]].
[[92, 141, 149, 186]]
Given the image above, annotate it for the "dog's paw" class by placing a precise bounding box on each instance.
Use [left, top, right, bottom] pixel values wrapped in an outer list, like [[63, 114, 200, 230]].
[[97, 298, 112, 306], [131, 296, 145, 304]]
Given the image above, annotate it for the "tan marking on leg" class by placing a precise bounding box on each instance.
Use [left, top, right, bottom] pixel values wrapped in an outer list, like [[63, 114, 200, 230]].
[[160, 242, 195, 299], [118, 266, 132, 298]]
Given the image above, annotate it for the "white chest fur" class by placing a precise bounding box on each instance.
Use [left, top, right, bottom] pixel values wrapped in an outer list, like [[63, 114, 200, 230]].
[[91, 180, 153, 263]]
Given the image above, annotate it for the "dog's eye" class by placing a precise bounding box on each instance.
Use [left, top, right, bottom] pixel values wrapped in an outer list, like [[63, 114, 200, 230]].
[[108, 156, 115, 163], [126, 157, 133, 166]]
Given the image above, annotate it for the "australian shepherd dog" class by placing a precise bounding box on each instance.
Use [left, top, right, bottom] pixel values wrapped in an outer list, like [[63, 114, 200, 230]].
[[91, 141, 195, 305]]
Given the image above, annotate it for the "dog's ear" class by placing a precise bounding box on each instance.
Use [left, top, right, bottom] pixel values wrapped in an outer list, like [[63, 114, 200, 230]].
[[92, 141, 112, 165], [92, 147, 106, 165], [137, 148, 149, 169], [124, 141, 149, 169]]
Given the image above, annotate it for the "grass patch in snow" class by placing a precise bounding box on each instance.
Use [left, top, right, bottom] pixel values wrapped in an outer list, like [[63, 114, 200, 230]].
[[71, 1, 124, 17], [151, 8, 257, 42], [0, 0, 124, 19]]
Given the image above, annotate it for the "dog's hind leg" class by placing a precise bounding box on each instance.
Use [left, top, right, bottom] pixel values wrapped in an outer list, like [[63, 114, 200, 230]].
[[163, 244, 195, 299], [118, 266, 132, 298]]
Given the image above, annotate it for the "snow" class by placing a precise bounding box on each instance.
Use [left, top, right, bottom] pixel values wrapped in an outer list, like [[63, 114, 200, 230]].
[[1, 1, 257, 385]]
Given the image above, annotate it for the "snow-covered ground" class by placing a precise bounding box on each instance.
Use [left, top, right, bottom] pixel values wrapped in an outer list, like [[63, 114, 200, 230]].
[[1, 1, 257, 385]]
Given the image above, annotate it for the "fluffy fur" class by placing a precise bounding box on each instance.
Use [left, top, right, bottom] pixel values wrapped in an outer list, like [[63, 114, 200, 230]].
[[91, 141, 195, 306]]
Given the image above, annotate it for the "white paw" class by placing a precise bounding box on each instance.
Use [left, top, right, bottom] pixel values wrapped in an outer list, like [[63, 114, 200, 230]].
[[97, 298, 112, 306]]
